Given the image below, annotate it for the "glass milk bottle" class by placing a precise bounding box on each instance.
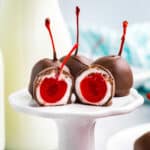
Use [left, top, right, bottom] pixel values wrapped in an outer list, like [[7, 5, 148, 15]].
[[0, 0, 71, 149], [0, 51, 5, 150]]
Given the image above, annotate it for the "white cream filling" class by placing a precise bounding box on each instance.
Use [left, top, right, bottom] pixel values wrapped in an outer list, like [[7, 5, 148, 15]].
[[75, 68, 112, 106], [36, 72, 72, 106]]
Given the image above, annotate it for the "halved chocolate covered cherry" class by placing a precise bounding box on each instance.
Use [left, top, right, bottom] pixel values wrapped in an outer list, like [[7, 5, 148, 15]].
[[134, 132, 150, 150], [29, 18, 69, 97], [32, 43, 78, 106], [33, 67, 73, 106], [75, 65, 115, 106]]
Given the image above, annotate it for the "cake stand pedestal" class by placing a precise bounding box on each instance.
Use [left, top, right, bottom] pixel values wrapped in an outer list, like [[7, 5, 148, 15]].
[[9, 89, 144, 150], [56, 119, 95, 150]]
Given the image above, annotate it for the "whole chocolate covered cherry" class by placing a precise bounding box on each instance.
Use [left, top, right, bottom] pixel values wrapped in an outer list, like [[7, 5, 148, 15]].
[[60, 6, 92, 78], [93, 21, 133, 97], [134, 132, 150, 150]]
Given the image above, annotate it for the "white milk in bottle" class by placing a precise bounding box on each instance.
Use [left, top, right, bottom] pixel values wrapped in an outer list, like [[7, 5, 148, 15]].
[[0, 51, 5, 150], [0, 0, 71, 149]]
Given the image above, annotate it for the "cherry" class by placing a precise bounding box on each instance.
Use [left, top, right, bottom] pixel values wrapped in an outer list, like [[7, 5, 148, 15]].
[[75, 64, 115, 106], [80, 73, 107, 103], [29, 18, 62, 96], [40, 78, 67, 103], [134, 131, 150, 150], [60, 6, 92, 78], [34, 43, 78, 105], [93, 21, 133, 97]]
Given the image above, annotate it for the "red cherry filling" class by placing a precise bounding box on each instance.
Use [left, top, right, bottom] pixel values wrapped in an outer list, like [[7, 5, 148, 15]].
[[80, 73, 107, 103], [40, 77, 67, 103]]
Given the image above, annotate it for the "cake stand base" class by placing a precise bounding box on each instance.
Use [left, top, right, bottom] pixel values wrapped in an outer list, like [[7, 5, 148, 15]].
[[56, 119, 95, 150]]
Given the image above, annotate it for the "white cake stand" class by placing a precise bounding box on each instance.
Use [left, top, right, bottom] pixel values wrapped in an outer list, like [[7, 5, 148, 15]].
[[9, 88, 144, 150]]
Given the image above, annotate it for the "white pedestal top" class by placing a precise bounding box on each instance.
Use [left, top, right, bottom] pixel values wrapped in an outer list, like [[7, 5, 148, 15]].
[[9, 88, 143, 119]]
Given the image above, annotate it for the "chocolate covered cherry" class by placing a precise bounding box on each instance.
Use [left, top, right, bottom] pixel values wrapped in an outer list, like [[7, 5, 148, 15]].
[[60, 6, 92, 78], [33, 44, 78, 106], [29, 18, 68, 97], [134, 132, 150, 150], [75, 65, 115, 106], [93, 21, 133, 97], [33, 67, 73, 106]]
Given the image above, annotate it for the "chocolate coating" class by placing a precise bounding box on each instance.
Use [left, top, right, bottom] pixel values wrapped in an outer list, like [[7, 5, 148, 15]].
[[60, 55, 92, 78], [93, 55, 133, 97], [134, 132, 150, 150], [29, 58, 69, 97]]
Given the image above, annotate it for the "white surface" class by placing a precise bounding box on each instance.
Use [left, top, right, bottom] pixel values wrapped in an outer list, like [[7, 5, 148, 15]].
[[0, 51, 5, 150], [107, 123, 150, 150], [9, 88, 143, 150], [9, 89, 143, 119]]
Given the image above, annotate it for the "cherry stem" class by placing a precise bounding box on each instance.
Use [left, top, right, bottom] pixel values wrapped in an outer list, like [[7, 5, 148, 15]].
[[57, 43, 78, 80], [45, 18, 57, 61], [118, 20, 128, 56], [74, 6, 80, 56]]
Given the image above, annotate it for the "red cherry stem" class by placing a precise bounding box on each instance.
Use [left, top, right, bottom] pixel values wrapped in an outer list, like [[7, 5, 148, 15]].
[[45, 18, 57, 61], [57, 43, 78, 80], [74, 6, 80, 56], [118, 20, 128, 56]]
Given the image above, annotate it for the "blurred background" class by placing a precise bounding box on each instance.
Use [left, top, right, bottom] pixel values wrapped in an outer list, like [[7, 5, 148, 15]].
[[0, 0, 150, 150]]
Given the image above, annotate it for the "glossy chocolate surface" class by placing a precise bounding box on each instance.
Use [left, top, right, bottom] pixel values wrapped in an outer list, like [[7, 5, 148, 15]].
[[134, 132, 150, 150], [60, 55, 92, 78], [93, 55, 133, 97]]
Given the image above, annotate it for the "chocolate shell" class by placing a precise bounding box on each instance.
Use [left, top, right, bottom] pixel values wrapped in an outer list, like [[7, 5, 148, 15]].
[[29, 58, 51, 96], [93, 55, 133, 97], [134, 132, 150, 150], [60, 55, 92, 78]]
